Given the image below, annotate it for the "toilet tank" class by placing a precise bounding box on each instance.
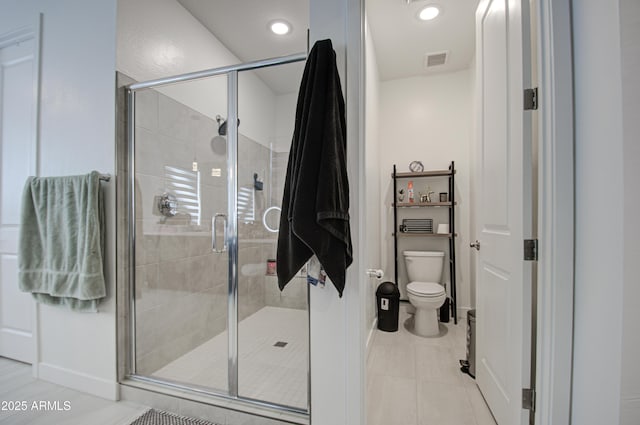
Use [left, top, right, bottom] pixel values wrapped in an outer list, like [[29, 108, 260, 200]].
[[403, 251, 445, 283]]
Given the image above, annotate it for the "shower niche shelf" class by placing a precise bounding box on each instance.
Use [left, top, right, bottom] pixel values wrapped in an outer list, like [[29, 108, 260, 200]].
[[392, 161, 458, 324]]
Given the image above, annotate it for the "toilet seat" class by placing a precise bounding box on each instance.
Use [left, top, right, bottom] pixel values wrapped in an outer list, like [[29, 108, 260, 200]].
[[407, 281, 445, 298]]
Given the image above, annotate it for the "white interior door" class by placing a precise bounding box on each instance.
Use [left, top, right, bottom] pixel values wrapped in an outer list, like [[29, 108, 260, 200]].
[[0, 30, 39, 363], [474, 0, 532, 424]]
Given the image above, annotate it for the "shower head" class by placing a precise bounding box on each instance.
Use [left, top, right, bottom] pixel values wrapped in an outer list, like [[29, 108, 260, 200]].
[[217, 115, 228, 136], [216, 115, 240, 136]]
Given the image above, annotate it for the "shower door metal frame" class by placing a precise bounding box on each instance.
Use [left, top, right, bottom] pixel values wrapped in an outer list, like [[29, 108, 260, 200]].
[[226, 69, 239, 398], [125, 52, 308, 414]]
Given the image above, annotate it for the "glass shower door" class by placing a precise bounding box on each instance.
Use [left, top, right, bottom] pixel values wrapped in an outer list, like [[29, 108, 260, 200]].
[[235, 62, 309, 410], [127, 54, 309, 413], [131, 74, 230, 394]]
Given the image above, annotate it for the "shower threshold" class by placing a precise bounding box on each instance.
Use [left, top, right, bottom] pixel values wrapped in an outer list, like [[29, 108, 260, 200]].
[[120, 376, 309, 425]]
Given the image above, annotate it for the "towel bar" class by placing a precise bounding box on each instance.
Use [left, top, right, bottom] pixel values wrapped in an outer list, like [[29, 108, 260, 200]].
[[99, 174, 111, 182]]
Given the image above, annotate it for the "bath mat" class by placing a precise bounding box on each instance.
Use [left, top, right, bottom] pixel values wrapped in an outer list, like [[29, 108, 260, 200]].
[[129, 409, 221, 425]]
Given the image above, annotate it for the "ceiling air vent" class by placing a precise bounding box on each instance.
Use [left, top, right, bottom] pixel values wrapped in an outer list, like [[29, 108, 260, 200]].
[[424, 51, 448, 68]]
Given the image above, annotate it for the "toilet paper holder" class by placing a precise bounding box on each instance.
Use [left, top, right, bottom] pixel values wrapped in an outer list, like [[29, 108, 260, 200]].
[[366, 269, 384, 279]]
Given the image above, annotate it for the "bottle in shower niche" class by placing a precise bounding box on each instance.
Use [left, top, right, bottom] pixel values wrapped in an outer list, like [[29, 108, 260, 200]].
[[408, 181, 414, 203], [266, 259, 276, 276]]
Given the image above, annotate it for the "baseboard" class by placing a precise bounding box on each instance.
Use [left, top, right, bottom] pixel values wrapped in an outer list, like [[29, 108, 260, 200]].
[[621, 397, 640, 425], [38, 362, 119, 400], [457, 306, 472, 321]]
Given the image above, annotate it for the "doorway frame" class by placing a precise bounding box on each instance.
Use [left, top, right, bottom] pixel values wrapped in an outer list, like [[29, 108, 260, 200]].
[[531, 0, 574, 423], [354, 0, 574, 423]]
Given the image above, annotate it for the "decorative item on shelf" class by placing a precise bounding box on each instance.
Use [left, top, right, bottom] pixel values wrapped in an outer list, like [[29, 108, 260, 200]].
[[408, 181, 415, 203], [422, 186, 434, 203], [440, 192, 448, 202], [400, 218, 433, 233], [409, 160, 424, 172], [398, 188, 405, 202], [419, 193, 429, 203]]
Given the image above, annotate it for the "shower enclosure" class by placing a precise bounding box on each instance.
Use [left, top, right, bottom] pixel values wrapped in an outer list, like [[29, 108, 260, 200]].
[[123, 53, 308, 414]]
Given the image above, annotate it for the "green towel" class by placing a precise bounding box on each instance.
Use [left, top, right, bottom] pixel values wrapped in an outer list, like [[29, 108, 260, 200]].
[[18, 171, 106, 312]]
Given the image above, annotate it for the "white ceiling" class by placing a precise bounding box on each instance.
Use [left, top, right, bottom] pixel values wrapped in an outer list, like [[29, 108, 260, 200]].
[[368, 0, 479, 81], [177, 0, 308, 95], [176, 0, 478, 92]]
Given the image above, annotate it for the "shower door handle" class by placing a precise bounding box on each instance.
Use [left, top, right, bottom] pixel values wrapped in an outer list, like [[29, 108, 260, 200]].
[[212, 213, 228, 253]]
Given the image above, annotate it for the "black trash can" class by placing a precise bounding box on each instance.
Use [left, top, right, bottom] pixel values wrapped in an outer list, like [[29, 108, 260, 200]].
[[376, 282, 400, 332], [460, 309, 477, 378], [439, 297, 451, 323]]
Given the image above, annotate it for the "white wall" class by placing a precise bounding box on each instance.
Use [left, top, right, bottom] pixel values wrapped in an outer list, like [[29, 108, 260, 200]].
[[117, 0, 277, 148], [619, 0, 640, 422], [274, 92, 297, 152], [377, 70, 473, 312], [308, 0, 364, 423], [364, 14, 381, 340], [571, 0, 627, 423], [0, 0, 119, 399], [307, 2, 349, 423]]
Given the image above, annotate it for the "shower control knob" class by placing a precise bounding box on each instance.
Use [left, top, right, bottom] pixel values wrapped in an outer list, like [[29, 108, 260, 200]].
[[157, 193, 177, 217], [470, 240, 481, 251]]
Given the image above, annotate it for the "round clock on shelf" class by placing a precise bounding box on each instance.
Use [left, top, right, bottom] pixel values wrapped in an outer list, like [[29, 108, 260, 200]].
[[409, 160, 424, 172]]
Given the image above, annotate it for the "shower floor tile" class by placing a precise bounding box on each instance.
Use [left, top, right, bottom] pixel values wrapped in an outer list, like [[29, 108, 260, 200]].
[[152, 306, 308, 410]]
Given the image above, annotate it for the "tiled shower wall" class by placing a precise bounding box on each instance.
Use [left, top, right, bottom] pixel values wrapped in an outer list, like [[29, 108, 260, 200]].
[[264, 151, 308, 310], [117, 73, 306, 376], [131, 84, 230, 375]]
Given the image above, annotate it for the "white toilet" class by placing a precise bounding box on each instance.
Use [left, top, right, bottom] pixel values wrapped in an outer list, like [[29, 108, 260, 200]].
[[403, 250, 446, 337]]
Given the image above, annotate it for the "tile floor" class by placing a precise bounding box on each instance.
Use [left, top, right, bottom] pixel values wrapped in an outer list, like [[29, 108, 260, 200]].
[[0, 357, 147, 425], [153, 306, 309, 410], [1, 304, 495, 425], [366, 303, 497, 425], [0, 357, 299, 425]]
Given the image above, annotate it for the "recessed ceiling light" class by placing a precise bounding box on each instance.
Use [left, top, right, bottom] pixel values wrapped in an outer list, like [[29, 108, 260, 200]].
[[418, 6, 440, 21], [269, 20, 291, 35]]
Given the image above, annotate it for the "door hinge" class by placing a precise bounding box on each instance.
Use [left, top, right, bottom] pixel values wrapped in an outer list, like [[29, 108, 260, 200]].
[[524, 239, 538, 261], [522, 388, 536, 411], [524, 87, 538, 110]]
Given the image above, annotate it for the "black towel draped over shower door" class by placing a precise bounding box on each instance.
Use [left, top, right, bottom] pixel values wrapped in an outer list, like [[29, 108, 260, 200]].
[[276, 39, 353, 297]]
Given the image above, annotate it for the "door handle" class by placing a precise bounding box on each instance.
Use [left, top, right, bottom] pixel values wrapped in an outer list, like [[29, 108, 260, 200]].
[[212, 213, 228, 253], [470, 240, 481, 251]]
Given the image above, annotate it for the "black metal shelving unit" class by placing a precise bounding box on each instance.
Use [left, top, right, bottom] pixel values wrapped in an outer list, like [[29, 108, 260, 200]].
[[392, 161, 458, 324]]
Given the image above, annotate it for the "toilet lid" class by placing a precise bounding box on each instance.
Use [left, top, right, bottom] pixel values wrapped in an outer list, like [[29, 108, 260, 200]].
[[407, 282, 445, 297]]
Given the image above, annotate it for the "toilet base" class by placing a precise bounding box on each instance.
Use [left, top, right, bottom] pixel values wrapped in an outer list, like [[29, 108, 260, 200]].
[[414, 307, 440, 337]]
